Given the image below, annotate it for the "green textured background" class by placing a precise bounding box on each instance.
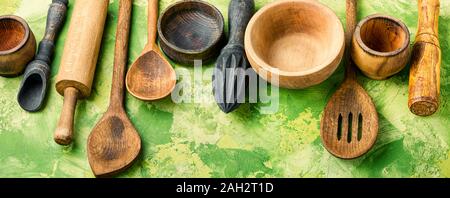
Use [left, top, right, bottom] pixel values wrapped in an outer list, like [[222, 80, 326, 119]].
[[0, 0, 449, 178]]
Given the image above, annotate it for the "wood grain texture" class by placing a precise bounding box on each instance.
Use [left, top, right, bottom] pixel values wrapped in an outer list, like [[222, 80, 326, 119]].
[[213, 0, 254, 113], [18, 0, 69, 112], [55, 0, 109, 98], [0, 15, 36, 77], [351, 14, 411, 80], [244, 0, 345, 89], [320, 0, 379, 159], [54, 87, 78, 145], [54, 0, 109, 145], [87, 0, 141, 177], [126, 0, 176, 101], [408, 0, 441, 116], [157, 0, 225, 65]]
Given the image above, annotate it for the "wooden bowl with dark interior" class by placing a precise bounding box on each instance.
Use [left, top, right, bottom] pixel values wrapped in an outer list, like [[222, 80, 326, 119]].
[[0, 15, 36, 77], [244, 0, 345, 89], [158, 0, 225, 65], [351, 14, 411, 80]]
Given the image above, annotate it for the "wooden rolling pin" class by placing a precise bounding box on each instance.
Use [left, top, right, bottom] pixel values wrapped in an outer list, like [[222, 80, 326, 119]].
[[54, 0, 109, 145], [408, 0, 441, 116]]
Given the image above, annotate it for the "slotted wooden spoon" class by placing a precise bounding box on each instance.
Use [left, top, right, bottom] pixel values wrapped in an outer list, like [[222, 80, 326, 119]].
[[87, 0, 141, 177], [320, 0, 378, 159]]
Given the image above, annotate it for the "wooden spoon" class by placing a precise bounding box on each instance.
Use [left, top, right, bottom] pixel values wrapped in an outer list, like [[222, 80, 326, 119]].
[[126, 0, 176, 101], [320, 0, 378, 159], [87, 0, 141, 177]]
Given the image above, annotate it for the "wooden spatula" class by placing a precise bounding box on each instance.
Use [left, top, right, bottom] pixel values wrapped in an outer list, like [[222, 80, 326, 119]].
[[320, 0, 378, 159], [87, 0, 141, 177]]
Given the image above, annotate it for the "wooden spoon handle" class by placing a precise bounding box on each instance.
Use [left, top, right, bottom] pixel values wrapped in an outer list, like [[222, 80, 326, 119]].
[[147, 0, 158, 46], [110, 0, 132, 110], [408, 0, 441, 116], [54, 87, 79, 145], [345, 0, 357, 80]]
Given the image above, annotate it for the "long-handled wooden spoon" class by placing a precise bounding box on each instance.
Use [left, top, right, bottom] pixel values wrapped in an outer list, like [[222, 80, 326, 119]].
[[87, 0, 141, 177], [125, 0, 176, 101], [320, 0, 378, 159]]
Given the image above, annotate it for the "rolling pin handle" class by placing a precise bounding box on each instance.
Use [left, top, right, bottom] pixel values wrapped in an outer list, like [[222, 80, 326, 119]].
[[54, 87, 79, 145]]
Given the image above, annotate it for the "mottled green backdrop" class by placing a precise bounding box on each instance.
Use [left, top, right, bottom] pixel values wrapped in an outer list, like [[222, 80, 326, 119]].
[[0, 0, 449, 178]]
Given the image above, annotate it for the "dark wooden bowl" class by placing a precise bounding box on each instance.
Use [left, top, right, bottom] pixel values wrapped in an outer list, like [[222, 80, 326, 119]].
[[158, 0, 225, 65], [0, 15, 36, 77]]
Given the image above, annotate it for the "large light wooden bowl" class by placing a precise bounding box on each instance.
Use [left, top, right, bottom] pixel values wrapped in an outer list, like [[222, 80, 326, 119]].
[[245, 0, 344, 89]]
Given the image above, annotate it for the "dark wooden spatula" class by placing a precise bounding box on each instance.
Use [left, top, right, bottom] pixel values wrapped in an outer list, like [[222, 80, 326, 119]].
[[320, 0, 378, 159], [213, 0, 254, 113], [87, 0, 141, 177]]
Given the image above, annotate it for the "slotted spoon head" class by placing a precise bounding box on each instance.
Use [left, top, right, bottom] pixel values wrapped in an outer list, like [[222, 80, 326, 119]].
[[321, 80, 378, 159]]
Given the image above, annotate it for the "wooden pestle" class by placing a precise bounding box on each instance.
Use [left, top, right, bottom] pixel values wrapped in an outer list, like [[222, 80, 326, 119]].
[[54, 0, 109, 145], [408, 0, 441, 116]]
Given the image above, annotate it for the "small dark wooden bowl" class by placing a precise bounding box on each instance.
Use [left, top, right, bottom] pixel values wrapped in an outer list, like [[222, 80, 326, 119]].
[[158, 0, 225, 65], [0, 15, 36, 77]]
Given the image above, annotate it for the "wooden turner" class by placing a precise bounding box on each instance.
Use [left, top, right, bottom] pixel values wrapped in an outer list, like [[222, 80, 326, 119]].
[[87, 0, 141, 177], [320, 0, 378, 159]]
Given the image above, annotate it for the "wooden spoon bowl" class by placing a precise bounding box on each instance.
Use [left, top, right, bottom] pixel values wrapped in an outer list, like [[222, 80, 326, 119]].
[[245, 0, 344, 89], [352, 14, 411, 80], [126, 50, 176, 101], [87, 110, 141, 177], [321, 81, 379, 159], [158, 0, 225, 65], [0, 15, 36, 77], [126, 0, 176, 101]]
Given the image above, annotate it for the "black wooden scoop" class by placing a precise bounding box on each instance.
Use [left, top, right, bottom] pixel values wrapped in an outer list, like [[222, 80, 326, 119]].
[[213, 0, 254, 113], [17, 0, 68, 112]]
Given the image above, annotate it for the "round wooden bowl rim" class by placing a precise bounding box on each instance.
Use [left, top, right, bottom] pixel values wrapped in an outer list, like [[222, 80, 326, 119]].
[[0, 15, 31, 56], [245, 0, 345, 77], [354, 14, 410, 57], [157, 0, 224, 55]]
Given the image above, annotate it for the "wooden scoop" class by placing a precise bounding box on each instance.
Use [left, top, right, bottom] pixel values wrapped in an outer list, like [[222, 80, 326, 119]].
[[320, 0, 378, 159], [126, 0, 176, 101], [87, 0, 141, 177]]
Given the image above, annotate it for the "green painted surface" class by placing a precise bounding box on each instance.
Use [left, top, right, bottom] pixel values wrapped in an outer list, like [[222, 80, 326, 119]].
[[0, 0, 449, 178]]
